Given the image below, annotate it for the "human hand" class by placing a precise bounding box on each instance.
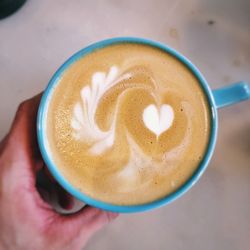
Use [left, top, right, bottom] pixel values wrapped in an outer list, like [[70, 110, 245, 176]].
[[0, 94, 118, 250]]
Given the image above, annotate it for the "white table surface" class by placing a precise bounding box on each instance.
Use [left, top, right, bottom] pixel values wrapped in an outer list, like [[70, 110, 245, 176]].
[[0, 0, 249, 249]]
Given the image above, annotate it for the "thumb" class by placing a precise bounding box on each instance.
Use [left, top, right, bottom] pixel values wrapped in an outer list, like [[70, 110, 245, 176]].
[[8, 93, 43, 174], [58, 206, 118, 242]]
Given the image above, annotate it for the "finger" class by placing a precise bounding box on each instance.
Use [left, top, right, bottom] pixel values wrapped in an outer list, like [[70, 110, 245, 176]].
[[59, 206, 118, 239], [8, 93, 43, 173]]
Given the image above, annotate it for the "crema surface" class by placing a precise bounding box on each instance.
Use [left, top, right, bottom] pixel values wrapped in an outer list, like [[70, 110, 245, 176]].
[[46, 43, 210, 205]]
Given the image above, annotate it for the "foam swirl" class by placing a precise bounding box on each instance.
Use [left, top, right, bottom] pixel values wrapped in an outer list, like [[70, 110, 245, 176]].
[[71, 66, 132, 154]]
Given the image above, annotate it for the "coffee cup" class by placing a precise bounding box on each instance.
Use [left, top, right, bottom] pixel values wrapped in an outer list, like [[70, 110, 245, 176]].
[[37, 37, 250, 213]]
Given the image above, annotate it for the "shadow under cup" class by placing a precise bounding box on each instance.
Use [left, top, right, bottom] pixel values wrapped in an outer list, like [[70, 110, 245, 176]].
[[37, 37, 249, 213]]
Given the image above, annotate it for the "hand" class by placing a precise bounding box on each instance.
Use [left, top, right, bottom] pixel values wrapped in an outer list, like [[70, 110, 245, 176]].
[[0, 94, 118, 250]]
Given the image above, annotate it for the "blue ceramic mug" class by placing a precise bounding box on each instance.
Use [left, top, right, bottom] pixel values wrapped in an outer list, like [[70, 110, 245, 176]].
[[37, 37, 250, 213]]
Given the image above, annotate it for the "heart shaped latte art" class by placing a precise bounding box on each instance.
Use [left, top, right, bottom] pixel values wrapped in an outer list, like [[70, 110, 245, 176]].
[[142, 104, 174, 137]]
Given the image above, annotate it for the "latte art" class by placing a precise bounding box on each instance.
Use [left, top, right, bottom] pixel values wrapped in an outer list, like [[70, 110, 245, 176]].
[[46, 43, 210, 205], [143, 104, 174, 137], [71, 65, 175, 155]]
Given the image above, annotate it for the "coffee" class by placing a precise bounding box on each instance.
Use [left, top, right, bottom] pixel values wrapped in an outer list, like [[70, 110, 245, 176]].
[[46, 43, 211, 205]]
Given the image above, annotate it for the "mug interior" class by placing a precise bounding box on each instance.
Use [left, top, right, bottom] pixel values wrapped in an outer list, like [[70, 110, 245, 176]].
[[37, 37, 218, 213]]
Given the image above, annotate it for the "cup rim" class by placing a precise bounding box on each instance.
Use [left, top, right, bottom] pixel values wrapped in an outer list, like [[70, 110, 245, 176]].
[[37, 37, 218, 213]]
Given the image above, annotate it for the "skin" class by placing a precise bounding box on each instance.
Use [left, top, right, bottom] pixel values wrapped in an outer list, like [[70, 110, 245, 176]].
[[0, 94, 118, 250]]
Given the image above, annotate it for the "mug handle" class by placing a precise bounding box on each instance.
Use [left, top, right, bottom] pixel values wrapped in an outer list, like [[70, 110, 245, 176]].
[[212, 81, 250, 109]]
